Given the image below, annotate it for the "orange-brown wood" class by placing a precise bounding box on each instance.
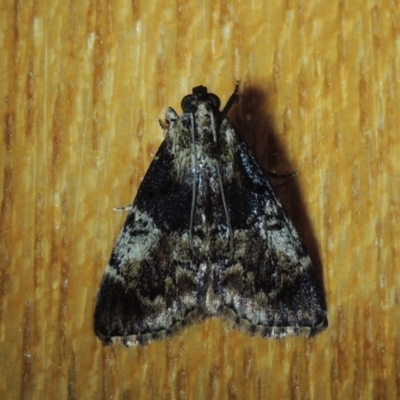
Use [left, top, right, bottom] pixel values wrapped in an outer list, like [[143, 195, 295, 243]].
[[1, 0, 399, 398]]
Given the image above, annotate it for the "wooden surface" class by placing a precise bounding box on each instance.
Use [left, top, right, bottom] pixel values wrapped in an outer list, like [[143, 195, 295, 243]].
[[1, 0, 399, 399]]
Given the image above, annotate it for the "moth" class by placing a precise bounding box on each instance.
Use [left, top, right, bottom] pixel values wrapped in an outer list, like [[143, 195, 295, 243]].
[[94, 84, 327, 346]]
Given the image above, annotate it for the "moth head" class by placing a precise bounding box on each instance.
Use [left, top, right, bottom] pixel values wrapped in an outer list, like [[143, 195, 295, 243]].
[[181, 85, 221, 112]]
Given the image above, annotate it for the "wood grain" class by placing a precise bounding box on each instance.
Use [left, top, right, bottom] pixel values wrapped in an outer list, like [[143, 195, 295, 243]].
[[1, 0, 399, 398]]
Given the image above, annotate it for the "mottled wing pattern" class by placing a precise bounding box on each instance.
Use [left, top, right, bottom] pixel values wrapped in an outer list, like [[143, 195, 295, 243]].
[[95, 132, 203, 346], [94, 85, 327, 346], [210, 137, 327, 337]]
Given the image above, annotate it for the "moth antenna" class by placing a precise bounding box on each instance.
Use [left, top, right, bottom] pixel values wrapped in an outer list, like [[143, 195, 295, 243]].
[[216, 162, 234, 256], [221, 81, 240, 115], [189, 113, 198, 253], [209, 110, 217, 142]]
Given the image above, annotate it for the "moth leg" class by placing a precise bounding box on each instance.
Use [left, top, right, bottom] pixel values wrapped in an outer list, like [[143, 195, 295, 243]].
[[113, 204, 133, 212], [267, 170, 298, 179], [158, 118, 168, 130]]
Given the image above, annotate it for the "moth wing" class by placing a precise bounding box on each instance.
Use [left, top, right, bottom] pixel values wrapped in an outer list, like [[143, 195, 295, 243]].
[[214, 142, 327, 337], [94, 140, 201, 346]]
